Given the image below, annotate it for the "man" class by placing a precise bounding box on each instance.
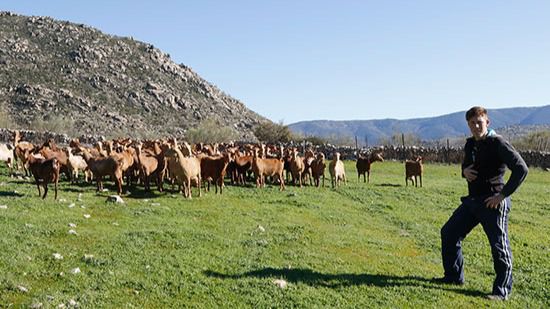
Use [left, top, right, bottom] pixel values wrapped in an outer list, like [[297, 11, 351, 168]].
[[438, 106, 528, 300]]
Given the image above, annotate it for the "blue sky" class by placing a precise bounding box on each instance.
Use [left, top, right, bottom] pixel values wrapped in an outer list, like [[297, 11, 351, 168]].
[[3, 1, 550, 123]]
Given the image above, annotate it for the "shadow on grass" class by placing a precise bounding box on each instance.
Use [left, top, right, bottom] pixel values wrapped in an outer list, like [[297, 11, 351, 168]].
[[0, 191, 24, 197], [376, 183, 402, 187], [205, 268, 485, 297]]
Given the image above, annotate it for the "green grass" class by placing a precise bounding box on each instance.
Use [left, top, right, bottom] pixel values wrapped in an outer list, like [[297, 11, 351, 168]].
[[1, 161, 549, 308]]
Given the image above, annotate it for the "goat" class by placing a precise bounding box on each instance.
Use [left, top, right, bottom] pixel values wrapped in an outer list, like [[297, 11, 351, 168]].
[[164, 147, 201, 198], [289, 149, 305, 187], [13, 131, 35, 176], [329, 152, 346, 188], [200, 153, 231, 194], [405, 156, 423, 187], [27, 154, 60, 199], [251, 149, 285, 191], [0, 143, 15, 175], [356, 152, 384, 183], [135, 143, 160, 192], [310, 152, 326, 187], [80, 148, 124, 194], [63, 147, 91, 183]]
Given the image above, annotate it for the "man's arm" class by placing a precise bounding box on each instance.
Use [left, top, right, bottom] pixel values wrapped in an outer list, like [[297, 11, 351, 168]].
[[497, 137, 529, 197]]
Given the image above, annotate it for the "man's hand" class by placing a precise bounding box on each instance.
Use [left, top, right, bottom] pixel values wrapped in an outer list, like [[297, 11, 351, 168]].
[[463, 164, 478, 182], [485, 193, 505, 209]]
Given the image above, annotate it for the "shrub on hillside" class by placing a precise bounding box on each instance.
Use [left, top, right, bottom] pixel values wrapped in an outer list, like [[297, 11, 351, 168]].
[[254, 121, 295, 143], [186, 118, 239, 144]]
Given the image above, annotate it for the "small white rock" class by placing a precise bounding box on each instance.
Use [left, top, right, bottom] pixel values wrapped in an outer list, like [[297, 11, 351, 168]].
[[25, 223, 33, 228], [68, 229, 78, 235], [30, 303, 43, 309], [68, 299, 78, 306], [80, 205, 86, 209], [83, 254, 94, 262], [53, 253, 63, 260], [68, 203, 75, 208], [57, 304, 66, 308], [59, 198, 67, 202], [68, 223, 77, 228], [258, 225, 265, 232], [70, 267, 81, 274], [0, 205, 7, 209], [106, 195, 124, 203], [102, 188, 109, 192], [83, 214, 91, 219], [151, 203, 160, 206], [17, 285, 29, 293], [273, 279, 288, 289]]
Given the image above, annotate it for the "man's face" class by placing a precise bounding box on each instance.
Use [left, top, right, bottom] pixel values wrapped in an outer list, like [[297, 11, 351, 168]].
[[468, 114, 490, 140]]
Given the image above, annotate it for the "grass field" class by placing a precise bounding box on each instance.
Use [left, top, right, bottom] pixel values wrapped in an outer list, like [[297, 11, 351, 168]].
[[1, 161, 549, 308]]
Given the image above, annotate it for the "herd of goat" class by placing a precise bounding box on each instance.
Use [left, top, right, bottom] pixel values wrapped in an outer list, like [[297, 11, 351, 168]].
[[0, 131, 424, 200]]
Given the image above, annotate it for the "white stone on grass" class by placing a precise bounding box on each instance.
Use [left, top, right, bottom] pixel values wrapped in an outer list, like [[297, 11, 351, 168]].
[[106, 195, 124, 203], [0, 205, 7, 209], [68, 223, 77, 228], [17, 285, 29, 293], [257, 225, 265, 232], [70, 267, 81, 274], [273, 279, 288, 289], [83, 254, 94, 262], [68, 203, 75, 208], [68, 229, 78, 235], [53, 253, 63, 260], [83, 214, 91, 219]]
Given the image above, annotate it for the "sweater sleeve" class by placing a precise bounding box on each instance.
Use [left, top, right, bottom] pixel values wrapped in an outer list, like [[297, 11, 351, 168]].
[[497, 137, 529, 197], [461, 139, 474, 178]]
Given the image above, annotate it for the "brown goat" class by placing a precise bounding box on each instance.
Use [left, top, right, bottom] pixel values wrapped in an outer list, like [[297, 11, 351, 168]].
[[200, 153, 231, 194], [405, 156, 423, 187], [27, 154, 60, 199], [251, 149, 285, 191], [310, 152, 326, 187], [80, 148, 124, 194], [356, 152, 384, 183], [289, 149, 305, 187]]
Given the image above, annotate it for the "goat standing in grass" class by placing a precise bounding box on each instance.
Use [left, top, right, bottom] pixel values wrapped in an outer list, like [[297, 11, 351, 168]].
[[405, 156, 423, 187], [356, 151, 384, 183], [27, 154, 60, 199], [329, 152, 346, 188], [310, 152, 326, 187]]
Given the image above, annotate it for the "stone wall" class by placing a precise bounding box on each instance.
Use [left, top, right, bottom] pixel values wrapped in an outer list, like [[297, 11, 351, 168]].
[[1, 128, 548, 170]]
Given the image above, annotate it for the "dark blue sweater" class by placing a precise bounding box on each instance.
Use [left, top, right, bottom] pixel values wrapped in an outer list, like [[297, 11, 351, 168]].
[[462, 135, 528, 198]]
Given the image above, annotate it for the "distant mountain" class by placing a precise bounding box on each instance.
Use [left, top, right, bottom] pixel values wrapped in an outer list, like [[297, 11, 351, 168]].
[[288, 105, 550, 144], [0, 12, 267, 140]]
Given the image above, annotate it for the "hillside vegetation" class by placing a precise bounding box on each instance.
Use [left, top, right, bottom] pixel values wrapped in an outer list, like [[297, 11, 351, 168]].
[[0, 162, 548, 307]]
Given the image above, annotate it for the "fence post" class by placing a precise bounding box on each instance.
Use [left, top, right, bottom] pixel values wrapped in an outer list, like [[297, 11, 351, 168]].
[[401, 133, 405, 148]]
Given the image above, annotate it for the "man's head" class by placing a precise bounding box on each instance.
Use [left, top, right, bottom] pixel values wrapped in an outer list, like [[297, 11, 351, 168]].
[[466, 106, 490, 140]]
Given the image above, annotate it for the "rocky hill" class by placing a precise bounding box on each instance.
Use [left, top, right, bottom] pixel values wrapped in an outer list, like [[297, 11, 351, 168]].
[[0, 11, 267, 140], [289, 105, 550, 144]]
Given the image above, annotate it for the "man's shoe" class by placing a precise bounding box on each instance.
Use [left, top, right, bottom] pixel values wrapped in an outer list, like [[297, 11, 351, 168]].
[[431, 277, 464, 285], [486, 294, 508, 301]]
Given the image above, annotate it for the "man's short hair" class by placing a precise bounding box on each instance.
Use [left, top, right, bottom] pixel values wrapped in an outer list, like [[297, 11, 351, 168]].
[[465, 106, 488, 121]]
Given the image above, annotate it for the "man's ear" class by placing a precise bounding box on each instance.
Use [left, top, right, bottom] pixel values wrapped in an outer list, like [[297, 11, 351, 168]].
[[486, 118, 490, 126]]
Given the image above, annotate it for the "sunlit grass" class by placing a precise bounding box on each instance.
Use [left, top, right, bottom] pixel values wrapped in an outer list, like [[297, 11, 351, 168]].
[[0, 161, 548, 307]]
